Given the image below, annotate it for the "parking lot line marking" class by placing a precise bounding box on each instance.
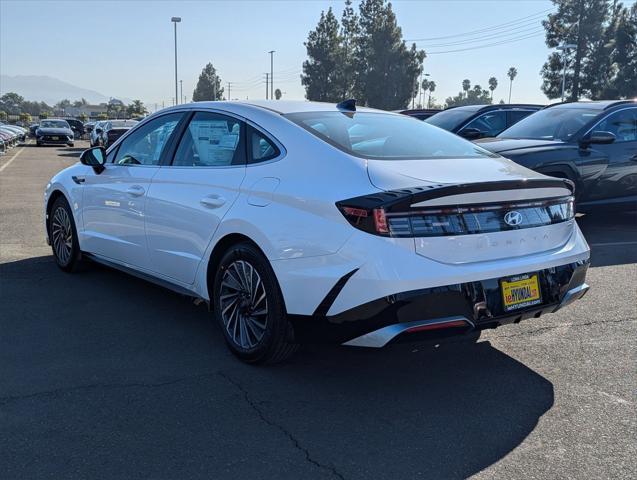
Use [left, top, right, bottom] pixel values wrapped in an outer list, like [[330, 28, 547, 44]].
[[0, 144, 27, 174], [590, 241, 637, 247]]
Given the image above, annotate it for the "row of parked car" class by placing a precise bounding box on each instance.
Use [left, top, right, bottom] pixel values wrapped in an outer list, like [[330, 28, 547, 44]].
[[0, 122, 28, 154], [25, 117, 140, 149], [401, 100, 637, 212]]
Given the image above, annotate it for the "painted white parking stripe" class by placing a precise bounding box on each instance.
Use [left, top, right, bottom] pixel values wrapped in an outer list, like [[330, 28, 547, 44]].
[[590, 241, 637, 247], [0, 144, 27, 173]]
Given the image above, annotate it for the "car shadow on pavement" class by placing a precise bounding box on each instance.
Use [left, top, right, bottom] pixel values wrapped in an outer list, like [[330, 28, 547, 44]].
[[1, 255, 554, 479], [577, 210, 637, 267]]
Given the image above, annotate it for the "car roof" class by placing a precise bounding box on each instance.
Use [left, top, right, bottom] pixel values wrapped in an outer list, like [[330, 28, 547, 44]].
[[169, 100, 387, 116], [447, 103, 543, 113], [545, 100, 636, 110]]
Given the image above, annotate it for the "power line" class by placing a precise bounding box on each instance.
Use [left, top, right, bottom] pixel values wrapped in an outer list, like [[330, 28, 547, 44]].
[[416, 24, 544, 48], [405, 8, 552, 42], [426, 31, 544, 55]]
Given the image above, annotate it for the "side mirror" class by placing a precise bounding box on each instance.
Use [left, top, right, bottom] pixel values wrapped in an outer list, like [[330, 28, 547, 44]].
[[80, 146, 106, 173], [459, 128, 483, 140], [580, 130, 616, 148], [95, 127, 103, 134]]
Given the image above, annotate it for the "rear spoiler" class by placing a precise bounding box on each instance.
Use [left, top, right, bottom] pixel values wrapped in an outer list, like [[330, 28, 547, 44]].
[[337, 178, 574, 214]]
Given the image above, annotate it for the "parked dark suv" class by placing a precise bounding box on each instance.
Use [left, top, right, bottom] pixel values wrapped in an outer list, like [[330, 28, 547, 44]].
[[476, 100, 637, 212], [63, 118, 85, 140], [425, 104, 542, 139], [398, 108, 442, 121]]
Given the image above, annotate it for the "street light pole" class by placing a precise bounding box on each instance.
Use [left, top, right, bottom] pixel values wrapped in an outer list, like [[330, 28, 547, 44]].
[[171, 17, 181, 105], [268, 50, 275, 100], [265, 73, 269, 100], [557, 44, 576, 102], [179, 80, 183, 105]]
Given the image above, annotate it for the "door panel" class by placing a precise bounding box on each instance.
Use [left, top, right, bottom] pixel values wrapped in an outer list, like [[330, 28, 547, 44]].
[[584, 108, 637, 201], [145, 111, 247, 284], [80, 113, 184, 269], [81, 165, 157, 268]]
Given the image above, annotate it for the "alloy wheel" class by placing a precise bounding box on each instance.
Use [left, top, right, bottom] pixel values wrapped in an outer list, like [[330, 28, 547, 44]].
[[51, 206, 73, 265], [219, 260, 268, 349]]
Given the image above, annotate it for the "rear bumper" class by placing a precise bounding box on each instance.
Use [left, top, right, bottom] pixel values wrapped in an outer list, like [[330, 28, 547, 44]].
[[288, 260, 589, 346]]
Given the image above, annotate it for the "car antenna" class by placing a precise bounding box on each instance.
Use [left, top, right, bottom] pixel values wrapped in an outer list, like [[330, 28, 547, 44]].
[[336, 98, 356, 112]]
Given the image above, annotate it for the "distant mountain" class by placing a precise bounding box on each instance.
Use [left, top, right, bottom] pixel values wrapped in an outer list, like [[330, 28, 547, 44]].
[[0, 75, 131, 105]]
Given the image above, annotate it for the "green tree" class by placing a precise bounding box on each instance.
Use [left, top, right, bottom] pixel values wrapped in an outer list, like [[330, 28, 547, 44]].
[[192, 62, 224, 101], [462, 79, 471, 98], [0, 92, 24, 114], [302, 8, 344, 102], [605, 3, 637, 98], [79, 112, 89, 123], [126, 100, 148, 117], [274, 88, 282, 100], [0, 111, 6, 121], [353, 0, 425, 109], [540, 0, 609, 100], [19, 112, 32, 124], [339, 0, 359, 98], [445, 82, 492, 107], [426, 80, 436, 108], [507, 67, 518, 102], [73, 98, 88, 108], [97, 112, 108, 120], [488, 77, 498, 99], [39, 111, 50, 119]]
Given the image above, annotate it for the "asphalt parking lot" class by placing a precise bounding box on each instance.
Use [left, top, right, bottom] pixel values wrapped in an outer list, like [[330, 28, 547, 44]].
[[1, 140, 636, 480]]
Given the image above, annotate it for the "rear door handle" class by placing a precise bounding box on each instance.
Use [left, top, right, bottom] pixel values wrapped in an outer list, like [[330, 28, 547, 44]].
[[126, 185, 145, 197], [200, 195, 226, 209], [631, 154, 637, 162]]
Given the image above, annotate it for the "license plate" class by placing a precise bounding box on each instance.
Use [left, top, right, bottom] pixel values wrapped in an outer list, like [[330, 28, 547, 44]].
[[501, 273, 542, 312], [51, 136, 59, 140]]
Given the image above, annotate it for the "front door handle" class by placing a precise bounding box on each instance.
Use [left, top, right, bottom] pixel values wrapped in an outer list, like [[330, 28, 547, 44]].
[[72, 175, 85, 184], [631, 154, 637, 162], [200, 195, 226, 209], [126, 185, 145, 197]]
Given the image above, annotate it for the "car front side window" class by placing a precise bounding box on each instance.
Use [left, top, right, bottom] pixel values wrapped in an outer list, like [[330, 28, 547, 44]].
[[595, 109, 637, 143], [462, 111, 507, 137], [113, 113, 183, 166]]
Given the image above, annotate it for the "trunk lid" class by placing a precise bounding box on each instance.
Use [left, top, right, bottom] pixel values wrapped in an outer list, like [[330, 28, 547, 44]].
[[358, 158, 576, 263]]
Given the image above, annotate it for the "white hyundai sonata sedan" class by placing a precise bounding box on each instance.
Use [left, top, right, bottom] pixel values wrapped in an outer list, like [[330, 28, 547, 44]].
[[44, 100, 590, 363]]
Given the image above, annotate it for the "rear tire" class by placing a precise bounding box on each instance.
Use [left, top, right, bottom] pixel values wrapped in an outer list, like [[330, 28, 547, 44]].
[[213, 242, 299, 364], [49, 196, 82, 272]]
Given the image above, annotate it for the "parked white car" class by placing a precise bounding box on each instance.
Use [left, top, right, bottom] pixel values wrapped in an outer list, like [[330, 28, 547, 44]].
[[44, 100, 590, 363]]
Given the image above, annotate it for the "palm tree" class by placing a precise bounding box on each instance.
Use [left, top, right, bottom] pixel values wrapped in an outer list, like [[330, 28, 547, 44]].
[[462, 79, 471, 98], [507, 67, 518, 103], [488, 77, 498, 100], [427, 81, 436, 108]]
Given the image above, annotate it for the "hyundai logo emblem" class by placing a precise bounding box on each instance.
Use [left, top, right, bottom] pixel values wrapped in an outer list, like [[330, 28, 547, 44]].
[[504, 211, 523, 226]]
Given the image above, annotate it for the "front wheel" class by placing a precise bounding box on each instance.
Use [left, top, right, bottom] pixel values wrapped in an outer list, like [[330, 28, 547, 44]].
[[213, 242, 299, 364], [49, 196, 82, 272]]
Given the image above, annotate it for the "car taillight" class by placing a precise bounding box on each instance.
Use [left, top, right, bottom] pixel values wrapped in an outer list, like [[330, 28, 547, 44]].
[[337, 192, 575, 238]]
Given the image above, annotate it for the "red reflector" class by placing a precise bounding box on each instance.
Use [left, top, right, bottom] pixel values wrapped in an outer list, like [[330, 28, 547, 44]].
[[406, 320, 467, 333], [373, 208, 389, 234], [342, 206, 368, 218]]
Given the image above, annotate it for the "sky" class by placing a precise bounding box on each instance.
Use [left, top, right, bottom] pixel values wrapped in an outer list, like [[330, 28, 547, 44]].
[[1, 0, 633, 110]]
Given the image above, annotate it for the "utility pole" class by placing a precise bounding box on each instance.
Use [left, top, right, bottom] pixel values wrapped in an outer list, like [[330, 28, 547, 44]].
[[268, 50, 275, 100], [179, 80, 183, 106], [557, 44, 577, 102], [265, 73, 269, 99], [171, 17, 181, 105], [227, 82, 232, 101]]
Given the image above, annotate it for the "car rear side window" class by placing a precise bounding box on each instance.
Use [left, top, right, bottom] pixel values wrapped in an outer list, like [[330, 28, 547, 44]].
[[248, 127, 280, 163], [285, 111, 497, 160], [172, 112, 246, 167], [113, 113, 182, 166]]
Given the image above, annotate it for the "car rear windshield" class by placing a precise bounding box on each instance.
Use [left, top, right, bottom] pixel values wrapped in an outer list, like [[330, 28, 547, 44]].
[[498, 107, 600, 141], [284, 111, 497, 160], [110, 120, 138, 128], [40, 120, 70, 129], [424, 107, 480, 130]]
